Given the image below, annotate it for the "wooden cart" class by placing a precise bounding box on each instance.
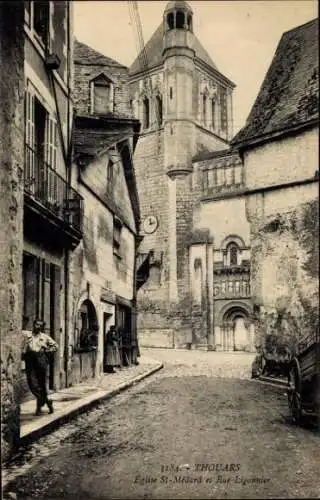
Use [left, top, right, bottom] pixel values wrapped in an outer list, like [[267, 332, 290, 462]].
[[287, 331, 320, 425]]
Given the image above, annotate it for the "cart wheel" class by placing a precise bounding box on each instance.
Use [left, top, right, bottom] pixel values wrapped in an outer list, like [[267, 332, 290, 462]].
[[287, 357, 302, 425]]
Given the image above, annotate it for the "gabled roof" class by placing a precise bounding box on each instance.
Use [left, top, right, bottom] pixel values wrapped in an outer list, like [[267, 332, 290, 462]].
[[233, 19, 319, 148], [74, 39, 128, 69], [129, 22, 218, 75]]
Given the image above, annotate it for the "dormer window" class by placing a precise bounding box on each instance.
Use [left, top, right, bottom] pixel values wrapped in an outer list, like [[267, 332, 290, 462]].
[[90, 74, 114, 115]]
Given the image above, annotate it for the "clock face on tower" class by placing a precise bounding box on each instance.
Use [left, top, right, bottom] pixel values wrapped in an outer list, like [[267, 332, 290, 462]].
[[142, 215, 158, 234]]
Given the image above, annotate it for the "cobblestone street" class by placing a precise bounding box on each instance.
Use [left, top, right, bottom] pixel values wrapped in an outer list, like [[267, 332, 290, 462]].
[[3, 349, 319, 499]]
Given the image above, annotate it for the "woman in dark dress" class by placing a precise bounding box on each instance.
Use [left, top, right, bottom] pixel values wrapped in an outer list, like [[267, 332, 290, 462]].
[[104, 325, 120, 373]]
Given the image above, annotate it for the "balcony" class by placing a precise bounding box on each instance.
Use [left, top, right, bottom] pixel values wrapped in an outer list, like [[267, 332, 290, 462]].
[[24, 145, 83, 248]]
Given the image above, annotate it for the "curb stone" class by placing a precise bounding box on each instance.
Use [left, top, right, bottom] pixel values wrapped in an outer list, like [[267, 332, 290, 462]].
[[19, 362, 163, 447]]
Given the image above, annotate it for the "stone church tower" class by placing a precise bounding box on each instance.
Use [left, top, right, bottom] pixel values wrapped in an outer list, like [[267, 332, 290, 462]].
[[129, 1, 240, 349]]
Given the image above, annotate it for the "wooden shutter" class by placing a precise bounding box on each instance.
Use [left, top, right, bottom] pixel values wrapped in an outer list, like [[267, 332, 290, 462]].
[[25, 89, 35, 192], [45, 116, 58, 205]]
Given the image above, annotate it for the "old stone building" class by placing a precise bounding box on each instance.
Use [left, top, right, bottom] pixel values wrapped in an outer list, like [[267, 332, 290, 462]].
[[69, 41, 147, 384], [21, 1, 83, 398], [1, 0, 25, 463], [128, 0, 253, 349], [232, 19, 319, 350]]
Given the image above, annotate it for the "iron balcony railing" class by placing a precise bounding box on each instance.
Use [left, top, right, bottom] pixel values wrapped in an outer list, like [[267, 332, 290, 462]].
[[24, 144, 83, 233]]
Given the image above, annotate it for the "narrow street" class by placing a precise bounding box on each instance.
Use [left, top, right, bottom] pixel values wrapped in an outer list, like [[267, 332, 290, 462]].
[[3, 350, 319, 499]]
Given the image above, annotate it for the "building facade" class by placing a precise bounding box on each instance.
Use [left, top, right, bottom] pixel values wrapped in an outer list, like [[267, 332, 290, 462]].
[[1, 1, 25, 462], [192, 149, 253, 351], [128, 0, 253, 349], [21, 1, 83, 399], [232, 19, 319, 351], [70, 41, 147, 385]]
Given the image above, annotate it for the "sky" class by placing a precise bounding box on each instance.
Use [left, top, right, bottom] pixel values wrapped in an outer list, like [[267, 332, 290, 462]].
[[74, 0, 318, 133]]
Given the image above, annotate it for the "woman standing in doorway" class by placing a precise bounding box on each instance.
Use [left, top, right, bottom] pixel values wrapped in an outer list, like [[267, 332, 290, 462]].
[[22, 318, 58, 415], [104, 325, 121, 373]]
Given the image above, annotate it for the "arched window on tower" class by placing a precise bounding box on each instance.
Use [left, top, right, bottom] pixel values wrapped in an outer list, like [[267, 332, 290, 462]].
[[227, 244, 239, 266], [155, 95, 163, 126], [211, 98, 216, 130], [167, 12, 174, 30], [193, 259, 203, 307], [142, 97, 150, 129], [187, 14, 193, 31], [203, 94, 207, 126], [176, 10, 185, 29]]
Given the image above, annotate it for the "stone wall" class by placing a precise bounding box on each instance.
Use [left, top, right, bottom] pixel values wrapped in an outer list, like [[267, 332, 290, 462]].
[[0, 1, 24, 462], [245, 128, 319, 350]]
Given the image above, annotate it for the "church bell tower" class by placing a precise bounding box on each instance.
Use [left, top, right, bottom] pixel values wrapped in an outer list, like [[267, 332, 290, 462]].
[[163, 0, 196, 175]]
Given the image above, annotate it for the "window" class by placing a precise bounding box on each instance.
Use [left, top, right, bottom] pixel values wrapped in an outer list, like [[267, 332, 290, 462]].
[[225, 167, 233, 186], [234, 165, 242, 185], [202, 94, 207, 125], [220, 86, 228, 133], [176, 10, 185, 29], [187, 14, 192, 31], [34, 1, 50, 47], [25, 1, 31, 26], [216, 168, 224, 186], [211, 99, 216, 129], [92, 76, 112, 114], [169, 87, 173, 100], [25, 88, 58, 201], [113, 217, 122, 257], [167, 12, 174, 30], [155, 95, 163, 126], [107, 159, 113, 183], [142, 97, 150, 129], [229, 245, 238, 266]]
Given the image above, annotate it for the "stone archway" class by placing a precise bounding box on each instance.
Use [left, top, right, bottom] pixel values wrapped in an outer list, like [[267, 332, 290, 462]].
[[221, 305, 251, 351]]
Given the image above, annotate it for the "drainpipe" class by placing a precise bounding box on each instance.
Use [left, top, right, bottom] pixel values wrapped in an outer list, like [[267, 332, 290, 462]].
[[132, 228, 139, 354], [63, 3, 73, 387]]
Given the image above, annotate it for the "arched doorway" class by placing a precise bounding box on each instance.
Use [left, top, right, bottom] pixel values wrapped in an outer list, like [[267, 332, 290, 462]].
[[77, 299, 99, 350], [221, 305, 250, 351], [73, 299, 99, 384]]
